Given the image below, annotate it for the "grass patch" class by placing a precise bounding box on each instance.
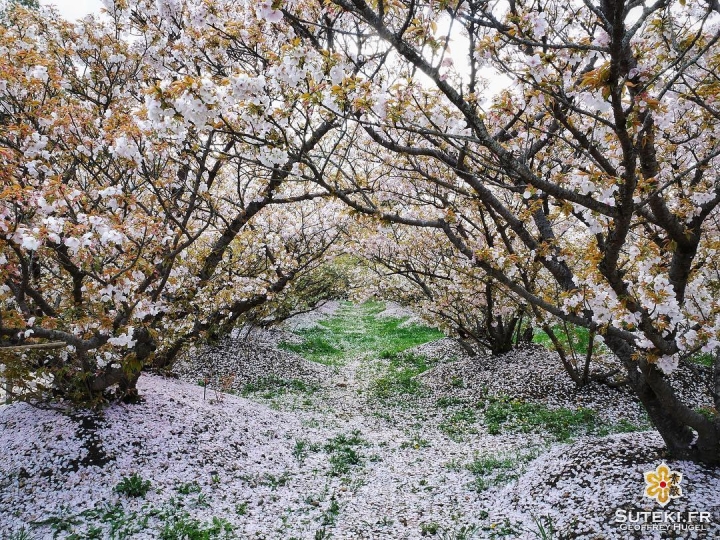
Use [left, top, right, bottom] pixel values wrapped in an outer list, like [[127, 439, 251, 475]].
[[79, 504, 149, 539], [688, 352, 714, 367], [483, 396, 644, 441], [34, 502, 151, 539], [532, 323, 594, 356], [696, 406, 718, 422], [260, 472, 290, 489], [240, 376, 319, 398], [372, 353, 431, 399], [160, 513, 233, 540], [439, 406, 480, 441], [444, 458, 463, 471], [596, 418, 649, 436], [435, 396, 468, 408], [437, 524, 480, 539], [292, 439, 309, 462], [400, 433, 431, 449], [324, 430, 367, 476], [483, 518, 523, 538], [280, 301, 444, 365], [114, 473, 152, 498], [484, 396, 597, 442], [8, 530, 32, 540], [321, 495, 340, 526], [30, 491, 238, 539], [419, 522, 440, 536], [531, 515, 557, 540], [176, 481, 201, 495], [281, 334, 343, 360], [466, 450, 539, 491]]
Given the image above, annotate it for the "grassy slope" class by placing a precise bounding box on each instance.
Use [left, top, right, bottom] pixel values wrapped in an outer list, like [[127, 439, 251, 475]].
[[279, 301, 444, 365]]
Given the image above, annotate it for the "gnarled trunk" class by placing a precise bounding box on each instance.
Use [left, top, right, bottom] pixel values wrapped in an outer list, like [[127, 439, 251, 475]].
[[50, 327, 155, 404], [606, 335, 720, 465]]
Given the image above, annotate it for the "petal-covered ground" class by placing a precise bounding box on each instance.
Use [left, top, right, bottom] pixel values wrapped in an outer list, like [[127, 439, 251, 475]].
[[1, 303, 718, 539]]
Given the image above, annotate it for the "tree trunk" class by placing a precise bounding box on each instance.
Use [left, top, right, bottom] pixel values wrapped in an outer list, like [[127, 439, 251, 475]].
[[488, 320, 516, 355], [87, 364, 142, 403], [55, 327, 155, 403], [605, 335, 720, 465]]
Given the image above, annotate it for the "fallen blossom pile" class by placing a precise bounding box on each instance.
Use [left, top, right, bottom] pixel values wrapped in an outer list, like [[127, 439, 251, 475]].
[[417, 343, 714, 429], [171, 333, 330, 395]]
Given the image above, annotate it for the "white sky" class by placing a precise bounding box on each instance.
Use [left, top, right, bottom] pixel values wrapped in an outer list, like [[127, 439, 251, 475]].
[[41, 0, 103, 20]]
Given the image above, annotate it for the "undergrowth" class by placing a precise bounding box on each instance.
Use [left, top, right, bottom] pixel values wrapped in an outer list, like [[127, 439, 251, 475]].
[[466, 449, 540, 491], [484, 396, 645, 442], [324, 430, 367, 476], [373, 352, 432, 399], [240, 376, 319, 398]]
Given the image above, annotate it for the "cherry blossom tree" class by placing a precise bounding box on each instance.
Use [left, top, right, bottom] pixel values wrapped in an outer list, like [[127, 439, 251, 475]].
[[283, 0, 720, 463], [351, 182, 612, 384], [0, 0, 38, 21], [353, 216, 532, 355], [0, 3, 344, 402]]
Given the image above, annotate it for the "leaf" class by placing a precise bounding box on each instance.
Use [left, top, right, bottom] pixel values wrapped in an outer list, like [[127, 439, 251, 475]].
[[581, 63, 611, 89]]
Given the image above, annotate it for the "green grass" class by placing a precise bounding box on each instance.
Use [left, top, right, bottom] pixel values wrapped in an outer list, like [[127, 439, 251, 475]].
[[372, 352, 432, 399], [160, 513, 233, 540], [436, 396, 468, 408], [259, 472, 290, 489], [531, 515, 557, 540], [696, 406, 718, 422], [7, 530, 33, 540], [400, 433, 431, 449], [483, 518, 523, 538], [532, 323, 593, 356], [323, 430, 367, 476], [284, 334, 343, 359], [596, 418, 649, 436], [484, 396, 597, 442], [420, 522, 440, 536], [279, 301, 444, 365], [688, 352, 715, 367], [292, 439, 310, 462], [466, 449, 540, 491], [176, 481, 201, 495], [439, 406, 480, 441], [321, 495, 340, 526], [438, 524, 480, 539], [36, 503, 148, 539], [114, 473, 152, 498], [236, 502, 248, 516], [483, 395, 645, 442], [31, 510, 82, 536], [29, 482, 240, 539], [240, 376, 319, 398]]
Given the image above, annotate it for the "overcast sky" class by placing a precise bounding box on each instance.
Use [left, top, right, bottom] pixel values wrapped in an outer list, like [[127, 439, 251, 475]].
[[41, 0, 103, 20]]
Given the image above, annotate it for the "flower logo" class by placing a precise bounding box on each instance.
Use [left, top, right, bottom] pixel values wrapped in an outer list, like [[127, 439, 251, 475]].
[[644, 462, 682, 506]]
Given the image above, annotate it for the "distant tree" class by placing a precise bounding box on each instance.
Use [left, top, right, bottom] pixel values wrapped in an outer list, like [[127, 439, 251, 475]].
[[354, 220, 531, 356]]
